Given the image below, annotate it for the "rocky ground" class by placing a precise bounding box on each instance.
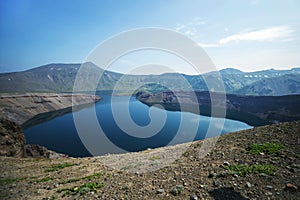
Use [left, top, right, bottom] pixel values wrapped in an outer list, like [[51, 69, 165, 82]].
[[0, 118, 66, 158], [0, 121, 299, 199]]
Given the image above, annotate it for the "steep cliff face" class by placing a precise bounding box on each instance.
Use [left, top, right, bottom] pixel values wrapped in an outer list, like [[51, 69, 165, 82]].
[[0, 118, 64, 158], [0, 118, 25, 157], [0, 93, 100, 125]]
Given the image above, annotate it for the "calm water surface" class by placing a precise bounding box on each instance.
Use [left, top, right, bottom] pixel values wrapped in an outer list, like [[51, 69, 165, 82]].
[[23, 94, 252, 157]]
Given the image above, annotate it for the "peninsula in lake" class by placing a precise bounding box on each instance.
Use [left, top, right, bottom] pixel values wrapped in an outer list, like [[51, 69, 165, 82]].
[[1, 62, 300, 127]]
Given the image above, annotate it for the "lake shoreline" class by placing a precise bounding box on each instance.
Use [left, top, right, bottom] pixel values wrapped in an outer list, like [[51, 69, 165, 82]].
[[136, 91, 300, 126], [23, 94, 252, 157], [0, 93, 101, 125]]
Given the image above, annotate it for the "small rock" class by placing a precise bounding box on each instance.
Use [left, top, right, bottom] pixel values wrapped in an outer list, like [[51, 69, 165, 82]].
[[285, 183, 298, 192], [223, 161, 230, 166], [157, 189, 164, 194], [199, 184, 204, 188], [208, 172, 216, 178], [190, 194, 198, 200], [246, 182, 251, 188], [266, 185, 273, 190], [217, 171, 227, 177], [213, 180, 220, 187], [266, 192, 273, 196]]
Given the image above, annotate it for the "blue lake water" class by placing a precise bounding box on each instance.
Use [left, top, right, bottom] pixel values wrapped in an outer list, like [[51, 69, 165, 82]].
[[23, 94, 252, 157]]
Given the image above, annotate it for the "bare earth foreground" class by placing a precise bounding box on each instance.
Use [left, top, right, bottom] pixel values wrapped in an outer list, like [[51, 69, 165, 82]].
[[0, 121, 299, 200]]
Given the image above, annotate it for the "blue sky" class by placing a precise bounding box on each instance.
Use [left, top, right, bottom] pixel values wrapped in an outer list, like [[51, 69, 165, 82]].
[[0, 0, 299, 74]]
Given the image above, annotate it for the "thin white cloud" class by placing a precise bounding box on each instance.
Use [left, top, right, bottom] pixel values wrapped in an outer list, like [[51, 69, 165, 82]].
[[174, 17, 208, 38], [197, 42, 220, 48], [174, 24, 186, 32], [219, 26, 294, 44], [190, 17, 208, 26], [174, 18, 221, 48]]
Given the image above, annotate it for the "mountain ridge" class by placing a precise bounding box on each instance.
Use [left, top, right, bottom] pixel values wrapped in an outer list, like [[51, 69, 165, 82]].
[[0, 63, 300, 95]]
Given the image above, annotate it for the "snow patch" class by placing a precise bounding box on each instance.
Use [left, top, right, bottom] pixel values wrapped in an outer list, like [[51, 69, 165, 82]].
[[47, 74, 53, 82]]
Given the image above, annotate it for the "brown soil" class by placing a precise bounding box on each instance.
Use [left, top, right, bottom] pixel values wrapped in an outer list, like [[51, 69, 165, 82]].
[[0, 121, 299, 199]]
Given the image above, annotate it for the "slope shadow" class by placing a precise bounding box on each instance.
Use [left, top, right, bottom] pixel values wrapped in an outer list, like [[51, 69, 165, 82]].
[[209, 187, 248, 200]]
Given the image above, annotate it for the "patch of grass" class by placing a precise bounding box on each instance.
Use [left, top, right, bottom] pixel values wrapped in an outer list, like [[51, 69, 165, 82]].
[[122, 183, 131, 190], [35, 177, 53, 183], [225, 164, 277, 176], [57, 182, 105, 197], [45, 163, 77, 172], [248, 142, 284, 154], [82, 173, 102, 180], [59, 177, 81, 184], [0, 177, 26, 185], [170, 185, 184, 196], [149, 155, 161, 161], [59, 173, 102, 184]]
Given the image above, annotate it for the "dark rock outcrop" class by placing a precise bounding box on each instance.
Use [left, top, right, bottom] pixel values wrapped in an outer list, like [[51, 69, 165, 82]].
[[0, 118, 25, 157], [0, 118, 66, 158], [136, 91, 300, 126]]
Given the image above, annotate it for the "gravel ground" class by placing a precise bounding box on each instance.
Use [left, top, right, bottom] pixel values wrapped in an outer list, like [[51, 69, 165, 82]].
[[0, 121, 299, 199]]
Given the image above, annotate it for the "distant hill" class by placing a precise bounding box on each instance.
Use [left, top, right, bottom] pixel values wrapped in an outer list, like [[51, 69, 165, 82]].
[[0, 63, 299, 96], [136, 91, 300, 126], [219, 68, 244, 75], [236, 74, 300, 96]]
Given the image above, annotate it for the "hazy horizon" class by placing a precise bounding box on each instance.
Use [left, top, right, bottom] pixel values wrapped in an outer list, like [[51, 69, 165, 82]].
[[0, 61, 299, 75]]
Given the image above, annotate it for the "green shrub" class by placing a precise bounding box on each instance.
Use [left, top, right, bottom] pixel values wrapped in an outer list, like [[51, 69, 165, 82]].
[[57, 182, 105, 197], [170, 185, 184, 196], [82, 173, 102, 180], [59, 173, 102, 184], [225, 164, 276, 176], [0, 177, 26, 185], [45, 163, 77, 172], [249, 142, 284, 154], [35, 177, 53, 183]]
